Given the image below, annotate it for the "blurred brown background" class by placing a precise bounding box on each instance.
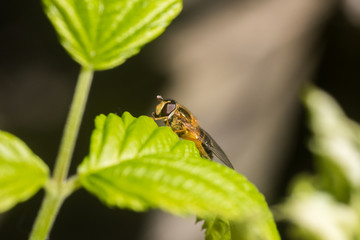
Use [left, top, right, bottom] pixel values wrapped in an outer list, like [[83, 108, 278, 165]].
[[1, 0, 360, 239]]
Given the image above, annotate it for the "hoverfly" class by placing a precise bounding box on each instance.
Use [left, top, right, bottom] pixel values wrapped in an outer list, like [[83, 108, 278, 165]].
[[152, 95, 234, 169]]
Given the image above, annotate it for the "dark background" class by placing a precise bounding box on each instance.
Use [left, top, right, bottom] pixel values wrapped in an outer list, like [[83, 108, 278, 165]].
[[1, 0, 360, 239]]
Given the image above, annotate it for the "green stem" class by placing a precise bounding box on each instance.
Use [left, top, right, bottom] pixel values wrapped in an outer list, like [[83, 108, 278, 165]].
[[29, 177, 80, 240], [29, 66, 94, 240], [29, 191, 63, 240], [53, 66, 94, 183]]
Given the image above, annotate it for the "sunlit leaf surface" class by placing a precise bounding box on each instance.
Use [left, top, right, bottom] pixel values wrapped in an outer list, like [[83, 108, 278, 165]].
[[42, 0, 182, 70], [0, 131, 49, 213], [78, 112, 280, 239]]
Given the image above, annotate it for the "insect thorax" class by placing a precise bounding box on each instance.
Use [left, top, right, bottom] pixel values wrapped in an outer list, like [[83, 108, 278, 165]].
[[168, 114, 185, 132]]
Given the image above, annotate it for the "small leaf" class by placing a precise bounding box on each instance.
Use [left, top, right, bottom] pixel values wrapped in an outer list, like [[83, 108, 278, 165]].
[[0, 130, 49, 213], [42, 0, 182, 70], [202, 218, 231, 240], [78, 112, 280, 239]]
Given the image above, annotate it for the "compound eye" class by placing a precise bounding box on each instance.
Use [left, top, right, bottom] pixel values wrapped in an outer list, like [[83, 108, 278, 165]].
[[161, 103, 176, 116]]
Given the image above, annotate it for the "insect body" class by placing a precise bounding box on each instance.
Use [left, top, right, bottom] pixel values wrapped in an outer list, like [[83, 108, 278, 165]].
[[152, 95, 234, 169]]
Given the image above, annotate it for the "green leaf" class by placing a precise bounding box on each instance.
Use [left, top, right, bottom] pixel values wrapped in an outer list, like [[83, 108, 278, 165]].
[[202, 218, 231, 240], [42, 0, 182, 70], [302, 84, 360, 195], [0, 130, 49, 213], [276, 176, 359, 240], [79, 112, 280, 239]]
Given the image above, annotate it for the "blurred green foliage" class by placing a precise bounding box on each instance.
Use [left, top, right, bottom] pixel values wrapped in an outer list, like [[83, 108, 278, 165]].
[[276, 84, 360, 240]]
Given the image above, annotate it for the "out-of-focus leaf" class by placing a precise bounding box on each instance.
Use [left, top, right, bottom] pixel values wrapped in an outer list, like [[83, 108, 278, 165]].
[[315, 156, 351, 201], [277, 85, 360, 240], [78, 112, 280, 240], [202, 218, 231, 240], [42, 0, 182, 70], [303, 84, 360, 191], [350, 191, 360, 237], [276, 176, 359, 240], [0, 131, 49, 213]]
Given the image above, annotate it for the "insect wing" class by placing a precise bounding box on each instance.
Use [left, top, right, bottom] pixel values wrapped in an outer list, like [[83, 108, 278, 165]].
[[202, 130, 234, 169]]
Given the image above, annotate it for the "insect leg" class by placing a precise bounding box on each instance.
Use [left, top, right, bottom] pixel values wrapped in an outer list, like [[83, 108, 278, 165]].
[[173, 129, 186, 134], [151, 114, 168, 121]]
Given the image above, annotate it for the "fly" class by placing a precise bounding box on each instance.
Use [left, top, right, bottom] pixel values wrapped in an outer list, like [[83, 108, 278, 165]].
[[152, 95, 234, 169]]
